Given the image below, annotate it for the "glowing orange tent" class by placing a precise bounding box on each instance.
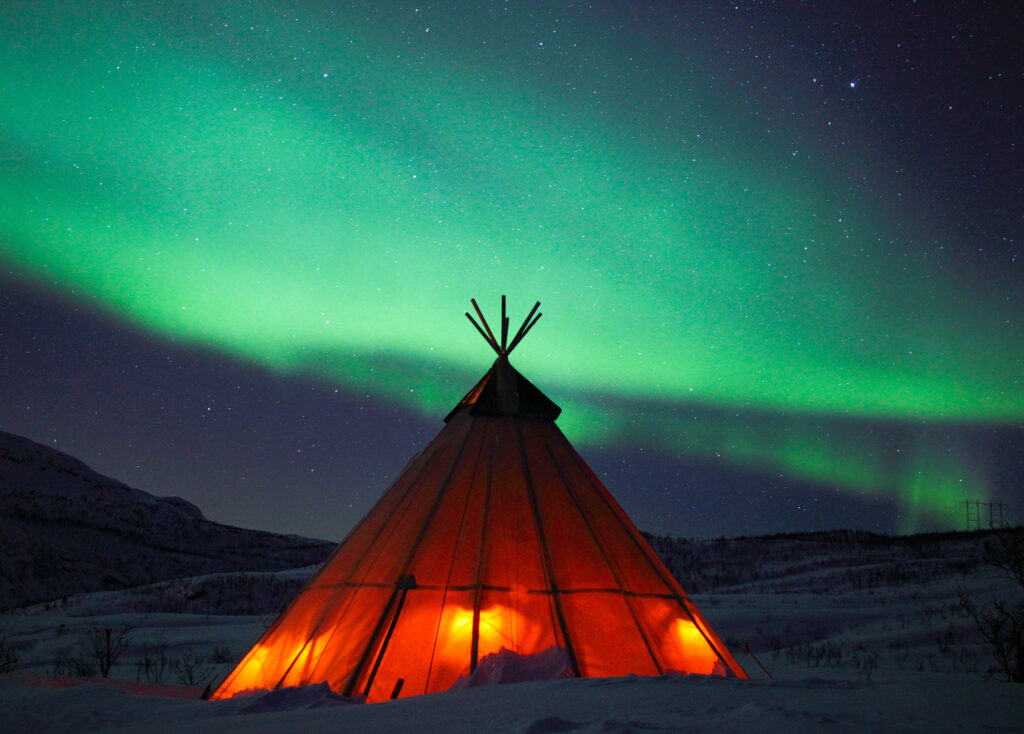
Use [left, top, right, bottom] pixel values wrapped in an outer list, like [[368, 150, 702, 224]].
[[211, 299, 746, 702]]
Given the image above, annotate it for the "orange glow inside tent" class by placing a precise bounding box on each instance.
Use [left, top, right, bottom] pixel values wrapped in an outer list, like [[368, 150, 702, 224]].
[[211, 299, 746, 702]]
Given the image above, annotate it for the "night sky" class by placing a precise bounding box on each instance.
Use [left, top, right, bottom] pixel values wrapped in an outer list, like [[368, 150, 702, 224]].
[[2, 1, 1021, 541]]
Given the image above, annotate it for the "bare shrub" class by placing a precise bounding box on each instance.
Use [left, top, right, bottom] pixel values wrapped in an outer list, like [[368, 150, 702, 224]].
[[175, 649, 216, 687], [210, 645, 232, 664], [84, 624, 133, 678], [136, 635, 172, 684], [51, 651, 74, 676], [71, 655, 97, 677], [0, 636, 18, 673], [959, 529, 1024, 682]]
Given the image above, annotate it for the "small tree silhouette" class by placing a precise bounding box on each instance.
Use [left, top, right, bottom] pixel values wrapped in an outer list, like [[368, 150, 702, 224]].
[[86, 625, 133, 678], [960, 529, 1024, 682], [0, 636, 18, 673]]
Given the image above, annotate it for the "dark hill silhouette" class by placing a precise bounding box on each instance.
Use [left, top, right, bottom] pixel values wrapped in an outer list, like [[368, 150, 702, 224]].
[[0, 431, 333, 609]]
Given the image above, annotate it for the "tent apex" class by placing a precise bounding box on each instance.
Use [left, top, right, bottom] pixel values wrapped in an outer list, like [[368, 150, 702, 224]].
[[465, 296, 541, 357]]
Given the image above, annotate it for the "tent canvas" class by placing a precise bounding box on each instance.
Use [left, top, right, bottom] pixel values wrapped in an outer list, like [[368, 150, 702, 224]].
[[211, 299, 746, 702]]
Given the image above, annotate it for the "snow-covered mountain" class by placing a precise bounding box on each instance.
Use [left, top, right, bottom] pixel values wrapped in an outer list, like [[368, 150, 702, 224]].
[[0, 431, 334, 610]]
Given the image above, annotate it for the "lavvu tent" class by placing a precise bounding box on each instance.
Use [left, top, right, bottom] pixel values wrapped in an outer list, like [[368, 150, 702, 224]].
[[211, 299, 746, 702]]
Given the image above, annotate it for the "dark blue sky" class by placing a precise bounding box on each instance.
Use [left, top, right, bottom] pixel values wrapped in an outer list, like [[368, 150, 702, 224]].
[[2, 1, 1021, 540]]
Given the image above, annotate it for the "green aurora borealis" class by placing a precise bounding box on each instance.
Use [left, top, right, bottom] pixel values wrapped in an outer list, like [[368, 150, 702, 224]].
[[2, 1, 1021, 534]]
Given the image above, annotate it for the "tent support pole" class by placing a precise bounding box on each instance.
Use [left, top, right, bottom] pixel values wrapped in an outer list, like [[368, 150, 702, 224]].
[[360, 574, 417, 699], [543, 443, 664, 674], [343, 419, 477, 698], [514, 420, 581, 678]]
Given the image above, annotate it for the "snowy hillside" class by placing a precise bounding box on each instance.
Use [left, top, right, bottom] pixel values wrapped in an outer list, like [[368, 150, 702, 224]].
[[0, 431, 334, 610], [1, 528, 1022, 732], [2, 431, 1021, 731]]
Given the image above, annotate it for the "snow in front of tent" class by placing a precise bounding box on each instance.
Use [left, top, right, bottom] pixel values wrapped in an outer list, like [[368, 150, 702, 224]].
[[3, 667, 1023, 733]]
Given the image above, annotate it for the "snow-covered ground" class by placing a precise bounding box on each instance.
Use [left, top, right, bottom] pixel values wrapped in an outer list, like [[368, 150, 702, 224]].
[[3, 531, 1022, 733], [4, 669, 1021, 733], [2, 528, 1024, 728], [6, 435, 1019, 731]]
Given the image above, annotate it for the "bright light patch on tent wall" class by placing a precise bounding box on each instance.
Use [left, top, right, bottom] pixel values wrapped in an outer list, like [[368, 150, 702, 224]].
[[671, 619, 722, 676], [444, 605, 523, 664], [2, 1, 1019, 531]]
